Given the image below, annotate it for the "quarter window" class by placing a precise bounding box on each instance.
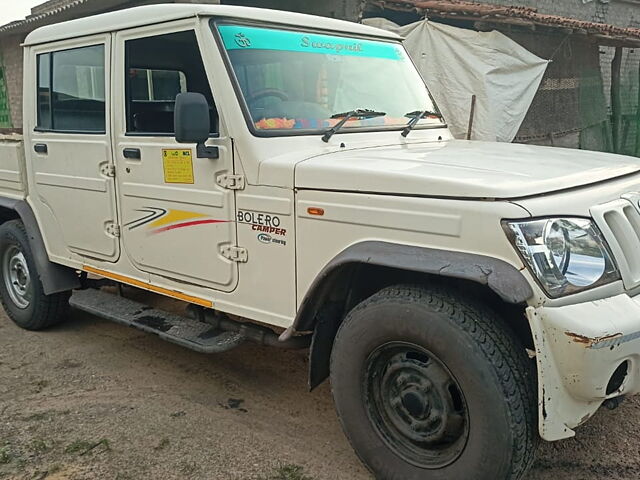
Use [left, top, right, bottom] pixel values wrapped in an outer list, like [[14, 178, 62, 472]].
[[36, 44, 106, 133]]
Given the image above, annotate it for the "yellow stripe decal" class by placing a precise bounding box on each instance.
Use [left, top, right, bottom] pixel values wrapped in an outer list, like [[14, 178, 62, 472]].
[[82, 266, 213, 308], [149, 209, 209, 228]]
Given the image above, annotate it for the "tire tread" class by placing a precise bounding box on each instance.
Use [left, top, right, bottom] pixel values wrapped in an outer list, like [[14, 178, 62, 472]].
[[331, 284, 538, 480], [0, 220, 70, 330]]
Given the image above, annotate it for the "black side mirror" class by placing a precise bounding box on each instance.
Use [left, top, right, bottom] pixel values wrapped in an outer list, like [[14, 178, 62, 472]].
[[174, 92, 218, 159]]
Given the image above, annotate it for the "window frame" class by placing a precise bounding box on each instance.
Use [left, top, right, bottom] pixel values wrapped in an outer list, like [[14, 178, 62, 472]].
[[123, 29, 217, 138], [35, 52, 51, 131], [210, 18, 447, 139], [34, 43, 107, 135]]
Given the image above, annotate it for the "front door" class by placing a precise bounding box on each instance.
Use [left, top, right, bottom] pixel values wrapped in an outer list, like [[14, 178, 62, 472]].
[[29, 35, 120, 263], [113, 24, 238, 292]]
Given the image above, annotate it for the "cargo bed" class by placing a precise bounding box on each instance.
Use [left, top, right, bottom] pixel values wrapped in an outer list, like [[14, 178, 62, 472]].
[[0, 131, 26, 200]]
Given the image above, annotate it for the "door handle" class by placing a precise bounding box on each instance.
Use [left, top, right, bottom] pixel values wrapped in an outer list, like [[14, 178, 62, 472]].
[[123, 148, 141, 160], [34, 143, 48, 154]]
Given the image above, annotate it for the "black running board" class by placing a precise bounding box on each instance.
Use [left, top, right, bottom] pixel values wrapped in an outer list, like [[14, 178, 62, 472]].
[[70, 288, 245, 354]]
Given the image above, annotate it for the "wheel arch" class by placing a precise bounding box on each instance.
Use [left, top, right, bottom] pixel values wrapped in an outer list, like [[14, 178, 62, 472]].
[[0, 197, 80, 295], [294, 241, 535, 390]]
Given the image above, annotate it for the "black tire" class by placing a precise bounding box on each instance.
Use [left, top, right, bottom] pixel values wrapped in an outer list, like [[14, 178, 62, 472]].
[[0, 220, 70, 330], [330, 284, 538, 480]]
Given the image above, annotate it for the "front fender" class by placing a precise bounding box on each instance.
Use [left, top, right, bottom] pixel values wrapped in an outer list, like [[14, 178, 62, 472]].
[[283, 241, 534, 390], [290, 241, 533, 335]]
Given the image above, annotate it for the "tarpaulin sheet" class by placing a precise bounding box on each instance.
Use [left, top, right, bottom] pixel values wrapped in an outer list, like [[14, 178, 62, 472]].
[[364, 18, 549, 142]]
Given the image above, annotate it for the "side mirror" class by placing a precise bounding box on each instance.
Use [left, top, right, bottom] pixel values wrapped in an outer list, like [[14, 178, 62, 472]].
[[174, 92, 218, 159]]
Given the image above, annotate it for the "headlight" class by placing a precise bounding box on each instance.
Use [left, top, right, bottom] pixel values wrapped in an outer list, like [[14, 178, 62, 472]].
[[504, 218, 620, 298]]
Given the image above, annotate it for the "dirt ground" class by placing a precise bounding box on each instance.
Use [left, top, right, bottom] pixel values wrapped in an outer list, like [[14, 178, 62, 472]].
[[1, 292, 640, 480]]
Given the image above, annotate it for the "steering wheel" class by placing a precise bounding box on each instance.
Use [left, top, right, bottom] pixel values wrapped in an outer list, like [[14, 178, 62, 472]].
[[248, 88, 289, 103]]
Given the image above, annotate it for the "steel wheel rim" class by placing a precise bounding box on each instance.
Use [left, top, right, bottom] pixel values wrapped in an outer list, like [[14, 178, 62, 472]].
[[3, 246, 32, 309], [364, 341, 470, 469]]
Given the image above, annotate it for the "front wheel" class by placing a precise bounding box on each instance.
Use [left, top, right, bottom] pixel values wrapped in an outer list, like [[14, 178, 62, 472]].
[[330, 285, 538, 480], [0, 220, 70, 330]]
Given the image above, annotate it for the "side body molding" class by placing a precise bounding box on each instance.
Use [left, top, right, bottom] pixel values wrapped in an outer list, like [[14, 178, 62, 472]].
[[0, 197, 80, 295], [293, 241, 534, 334]]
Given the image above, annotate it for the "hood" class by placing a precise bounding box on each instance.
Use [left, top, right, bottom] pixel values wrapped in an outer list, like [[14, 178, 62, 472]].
[[295, 140, 640, 199]]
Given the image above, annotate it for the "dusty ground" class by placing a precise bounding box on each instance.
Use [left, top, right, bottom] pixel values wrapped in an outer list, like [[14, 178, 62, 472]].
[[1, 291, 640, 480]]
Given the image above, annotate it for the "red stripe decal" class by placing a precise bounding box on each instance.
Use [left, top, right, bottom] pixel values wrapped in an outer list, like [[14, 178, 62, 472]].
[[150, 219, 228, 234]]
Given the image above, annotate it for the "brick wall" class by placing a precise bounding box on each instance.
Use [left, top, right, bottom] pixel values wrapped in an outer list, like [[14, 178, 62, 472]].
[[474, 0, 640, 28]]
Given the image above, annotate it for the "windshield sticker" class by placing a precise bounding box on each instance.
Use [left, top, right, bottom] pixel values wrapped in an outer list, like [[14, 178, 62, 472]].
[[218, 25, 403, 60], [255, 116, 408, 130], [256, 118, 296, 130]]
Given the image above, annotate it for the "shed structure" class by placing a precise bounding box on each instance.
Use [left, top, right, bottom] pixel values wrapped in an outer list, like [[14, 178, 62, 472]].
[[360, 0, 640, 154]]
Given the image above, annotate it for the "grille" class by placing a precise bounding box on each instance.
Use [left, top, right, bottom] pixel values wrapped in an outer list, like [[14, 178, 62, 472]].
[[592, 197, 640, 289]]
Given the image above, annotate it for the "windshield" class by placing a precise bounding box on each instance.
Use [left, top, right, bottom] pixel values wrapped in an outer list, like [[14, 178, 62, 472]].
[[215, 23, 444, 134]]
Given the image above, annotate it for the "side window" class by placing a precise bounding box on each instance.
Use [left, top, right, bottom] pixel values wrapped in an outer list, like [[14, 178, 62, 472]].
[[125, 30, 217, 135], [36, 44, 106, 133]]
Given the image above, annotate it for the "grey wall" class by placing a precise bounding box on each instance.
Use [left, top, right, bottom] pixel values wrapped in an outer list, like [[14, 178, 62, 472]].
[[469, 0, 640, 28], [228, 0, 640, 26]]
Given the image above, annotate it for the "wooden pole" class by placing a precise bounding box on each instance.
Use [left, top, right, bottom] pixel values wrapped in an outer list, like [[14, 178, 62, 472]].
[[611, 47, 623, 153], [466, 94, 477, 141], [635, 59, 640, 157]]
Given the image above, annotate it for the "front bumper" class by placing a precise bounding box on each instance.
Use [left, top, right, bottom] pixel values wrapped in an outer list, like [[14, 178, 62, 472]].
[[528, 293, 640, 441]]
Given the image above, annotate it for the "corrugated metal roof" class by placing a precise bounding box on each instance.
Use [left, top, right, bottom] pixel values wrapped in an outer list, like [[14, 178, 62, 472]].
[[0, 0, 90, 34], [369, 0, 640, 45]]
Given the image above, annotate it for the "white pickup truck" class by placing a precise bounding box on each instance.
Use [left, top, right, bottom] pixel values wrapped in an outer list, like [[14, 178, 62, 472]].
[[1, 4, 639, 479]]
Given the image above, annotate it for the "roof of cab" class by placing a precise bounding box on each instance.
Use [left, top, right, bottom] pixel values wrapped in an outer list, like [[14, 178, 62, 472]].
[[24, 3, 401, 46]]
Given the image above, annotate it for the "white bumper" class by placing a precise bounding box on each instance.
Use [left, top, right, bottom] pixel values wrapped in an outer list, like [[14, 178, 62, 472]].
[[528, 294, 640, 441]]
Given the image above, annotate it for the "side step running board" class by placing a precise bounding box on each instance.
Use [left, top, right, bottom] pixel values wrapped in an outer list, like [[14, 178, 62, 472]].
[[70, 288, 245, 354]]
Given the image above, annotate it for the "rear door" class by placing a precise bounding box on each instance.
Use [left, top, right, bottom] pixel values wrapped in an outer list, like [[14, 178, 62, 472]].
[[28, 35, 120, 263], [113, 22, 238, 291]]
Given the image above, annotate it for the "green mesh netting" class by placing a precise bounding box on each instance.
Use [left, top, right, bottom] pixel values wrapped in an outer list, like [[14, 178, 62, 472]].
[[616, 51, 640, 157], [0, 57, 11, 128]]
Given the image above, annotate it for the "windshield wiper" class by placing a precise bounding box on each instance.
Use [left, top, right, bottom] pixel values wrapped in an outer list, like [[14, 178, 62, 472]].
[[322, 109, 387, 143], [402, 110, 444, 137]]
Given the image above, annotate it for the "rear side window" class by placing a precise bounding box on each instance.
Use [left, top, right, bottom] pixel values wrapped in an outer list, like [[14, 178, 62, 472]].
[[130, 68, 187, 102], [36, 44, 106, 133]]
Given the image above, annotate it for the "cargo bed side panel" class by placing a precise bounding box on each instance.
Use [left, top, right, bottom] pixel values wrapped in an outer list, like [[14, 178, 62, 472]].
[[0, 135, 27, 200]]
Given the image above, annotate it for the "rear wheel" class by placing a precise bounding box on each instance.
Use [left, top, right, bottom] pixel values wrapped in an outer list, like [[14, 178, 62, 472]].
[[330, 285, 538, 480], [0, 220, 70, 330]]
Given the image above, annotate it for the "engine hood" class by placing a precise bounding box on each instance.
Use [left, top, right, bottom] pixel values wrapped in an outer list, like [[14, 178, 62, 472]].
[[294, 140, 640, 199]]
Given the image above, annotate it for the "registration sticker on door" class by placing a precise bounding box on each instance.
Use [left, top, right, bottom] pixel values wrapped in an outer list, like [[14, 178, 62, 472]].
[[162, 149, 194, 184]]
